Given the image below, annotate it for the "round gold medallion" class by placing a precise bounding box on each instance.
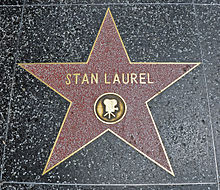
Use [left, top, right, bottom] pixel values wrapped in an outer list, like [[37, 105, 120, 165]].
[[94, 93, 127, 124]]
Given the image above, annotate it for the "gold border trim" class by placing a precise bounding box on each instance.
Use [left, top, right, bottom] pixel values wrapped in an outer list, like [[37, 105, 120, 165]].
[[18, 8, 201, 176]]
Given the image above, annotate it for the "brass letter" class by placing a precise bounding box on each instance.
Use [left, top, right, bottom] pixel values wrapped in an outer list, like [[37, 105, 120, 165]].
[[65, 73, 71, 85], [81, 73, 89, 84], [131, 73, 138, 84], [91, 73, 98, 84], [147, 73, 154, 84], [113, 73, 121, 84], [122, 73, 129, 84], [139, 73, 146, 84], [73, 73, 80, 84], [105, 73, 111, 84]]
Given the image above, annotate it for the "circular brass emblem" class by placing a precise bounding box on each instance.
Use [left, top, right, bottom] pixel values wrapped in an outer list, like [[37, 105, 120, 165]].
[[94, 93, 127, 124]]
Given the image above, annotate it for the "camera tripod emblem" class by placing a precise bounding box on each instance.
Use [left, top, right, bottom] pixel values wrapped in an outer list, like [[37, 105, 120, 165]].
[[94, 93, 127, 124], [103, 99, 119, 119]]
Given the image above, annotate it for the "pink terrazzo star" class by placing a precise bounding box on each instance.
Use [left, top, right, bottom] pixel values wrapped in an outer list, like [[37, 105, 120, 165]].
[[19, 8, 200, 175]]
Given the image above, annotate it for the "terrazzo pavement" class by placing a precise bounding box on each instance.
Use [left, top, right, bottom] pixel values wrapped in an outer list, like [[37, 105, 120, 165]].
[[0, 0, 219, 189]]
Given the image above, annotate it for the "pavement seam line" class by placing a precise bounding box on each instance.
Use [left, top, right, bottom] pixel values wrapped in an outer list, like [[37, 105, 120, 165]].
[[0, 0, 26, 181], [193, 2, 220, 190]]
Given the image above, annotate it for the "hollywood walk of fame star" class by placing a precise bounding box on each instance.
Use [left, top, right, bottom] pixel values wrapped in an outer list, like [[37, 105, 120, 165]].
[[19, 8, 200, 176]]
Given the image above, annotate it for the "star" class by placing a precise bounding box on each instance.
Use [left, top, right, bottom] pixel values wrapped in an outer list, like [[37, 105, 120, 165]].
[[19, 8, 200, 176]]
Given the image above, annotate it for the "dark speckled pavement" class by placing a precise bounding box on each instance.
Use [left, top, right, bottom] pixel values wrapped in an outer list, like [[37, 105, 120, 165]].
[[0, 0, 219, 190]]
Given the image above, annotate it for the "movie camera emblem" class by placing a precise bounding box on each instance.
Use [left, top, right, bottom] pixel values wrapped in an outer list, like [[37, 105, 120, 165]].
[[94, 93, 127, 124]]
